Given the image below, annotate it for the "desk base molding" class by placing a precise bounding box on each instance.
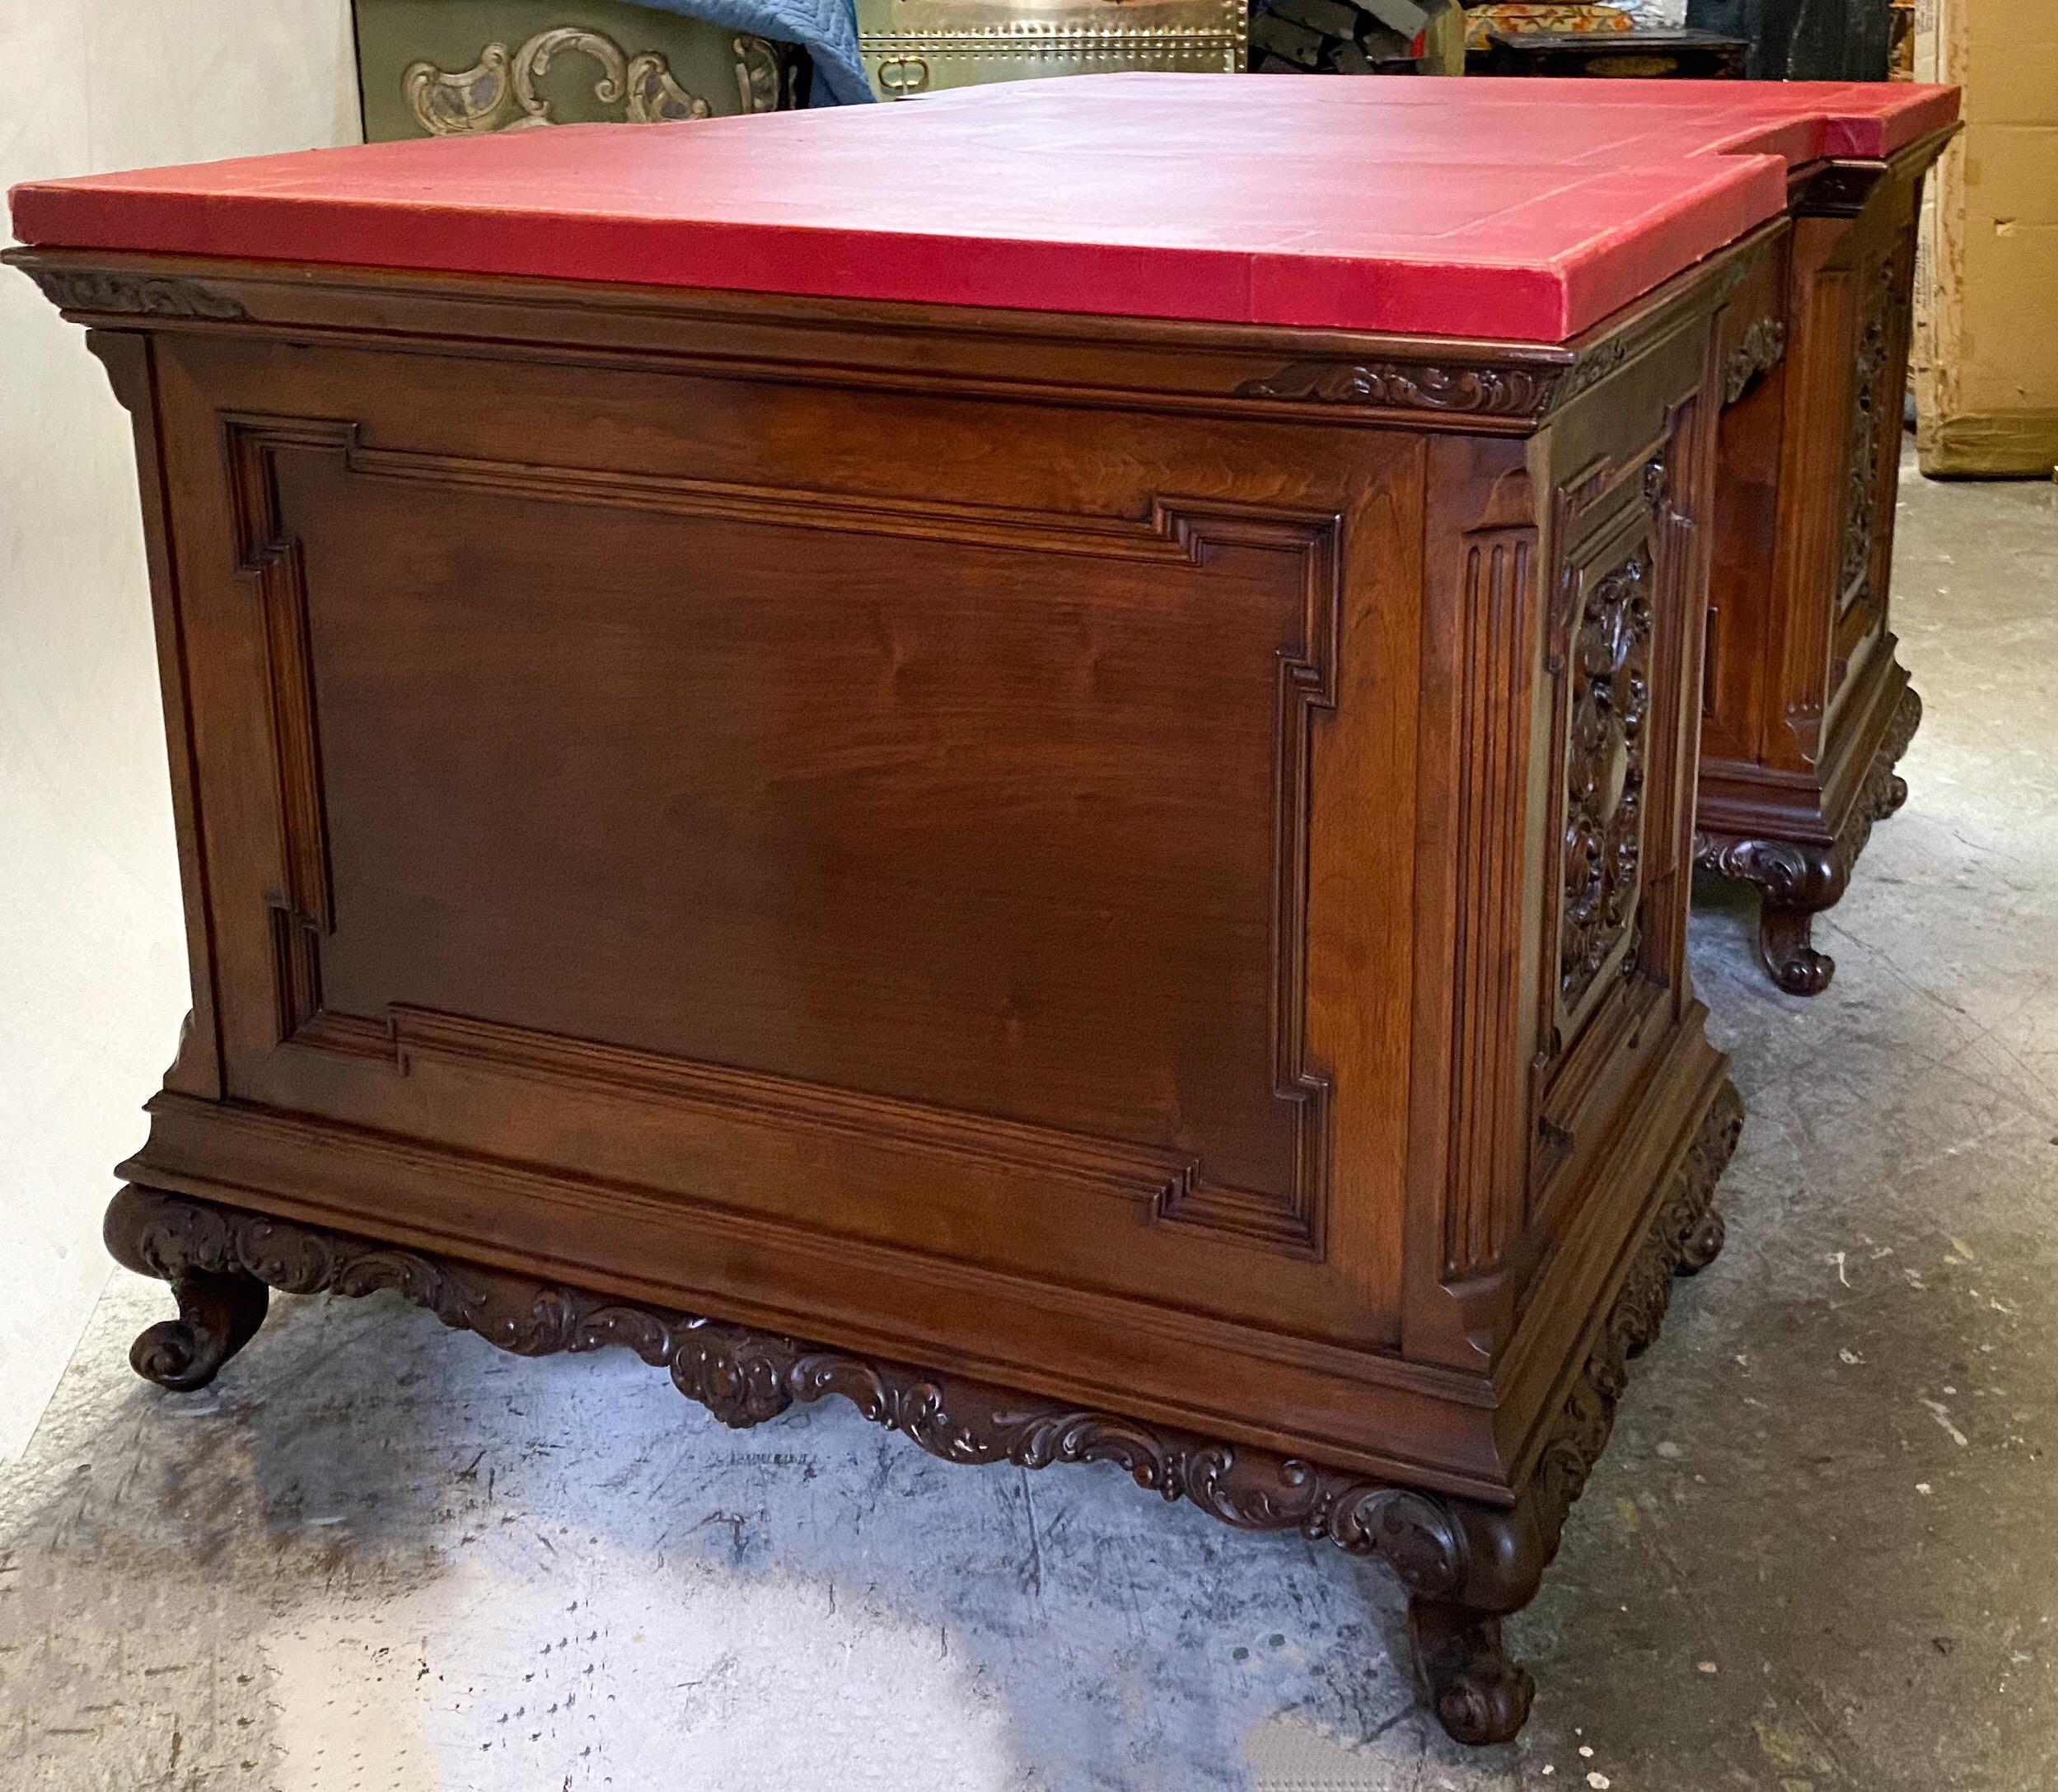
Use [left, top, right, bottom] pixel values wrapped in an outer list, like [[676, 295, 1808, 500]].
[[101, 1080, 1739, 1747]]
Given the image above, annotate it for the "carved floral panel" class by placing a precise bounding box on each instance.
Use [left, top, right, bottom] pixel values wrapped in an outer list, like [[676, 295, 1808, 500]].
[[1558, 542, 1653, 1013], [1839, 246, 1905, 612]]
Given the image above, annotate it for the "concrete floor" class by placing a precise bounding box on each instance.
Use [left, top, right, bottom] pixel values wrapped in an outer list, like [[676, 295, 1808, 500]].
[[2, 451, 2054, 1791]]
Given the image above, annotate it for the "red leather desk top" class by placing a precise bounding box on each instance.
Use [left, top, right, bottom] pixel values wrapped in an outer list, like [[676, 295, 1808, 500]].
[[9, 75, 1957, 345]]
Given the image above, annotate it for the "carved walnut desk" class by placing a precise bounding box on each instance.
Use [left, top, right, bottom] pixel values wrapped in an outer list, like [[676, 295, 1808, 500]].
[[1698, 102, 1955, 992], [9, 74, 1943, 1743]]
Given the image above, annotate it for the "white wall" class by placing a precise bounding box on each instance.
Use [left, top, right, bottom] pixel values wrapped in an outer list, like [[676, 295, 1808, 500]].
[[0, 2, 361, 1458]]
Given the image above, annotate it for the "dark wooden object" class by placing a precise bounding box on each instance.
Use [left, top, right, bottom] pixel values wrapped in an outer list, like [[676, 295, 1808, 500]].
[[15, 234, 1757, 1742], [1250, 0, 1457, 74], [1467, 28, 1748, 79], [1686, 0, 1892, 80], [1696, 129, 1952, 993]]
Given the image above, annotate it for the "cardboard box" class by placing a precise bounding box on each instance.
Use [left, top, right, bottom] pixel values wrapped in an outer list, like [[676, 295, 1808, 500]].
[[1915, 0, 2058, 475]]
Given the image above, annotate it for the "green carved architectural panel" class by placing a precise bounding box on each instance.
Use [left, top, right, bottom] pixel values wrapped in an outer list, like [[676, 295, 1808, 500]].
[[858, 0, 1245, 96], [352, 0, 803, 139]]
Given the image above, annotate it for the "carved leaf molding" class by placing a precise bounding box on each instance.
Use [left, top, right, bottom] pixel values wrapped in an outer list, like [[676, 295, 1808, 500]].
[[1721, 316, 1787, 406], [1839, 249, 1903, 609], [28, 269, 246, 320], [1234, 360, 1560, 417]]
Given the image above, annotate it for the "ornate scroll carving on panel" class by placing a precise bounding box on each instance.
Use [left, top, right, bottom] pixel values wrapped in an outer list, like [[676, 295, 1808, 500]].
[[1839, 249, 1903, 612], [105, 1077, 1741, 1747], [105, 1180, 1482, 1567], [1443, 507, 1538, 1282], [232, 419, 1332, 1252], [26, 269, 247, 321], [1721, 316, 1788, 405], [1553, 337, 1632, 409], [1233, 361, 1559, 418], [402, 27, 740, 134], [1230, 329, 1659, 425], [1557, 541, 1653, 1014], [733, 35, 787, 112]]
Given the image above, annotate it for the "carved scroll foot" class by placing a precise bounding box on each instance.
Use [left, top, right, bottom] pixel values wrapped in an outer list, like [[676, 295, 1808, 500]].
[[104, 1183, 271, 1390], [129, 1271, 270, 1392], [1760, 903, 1835, 995], [1674, 1206, 1727, 1276], [1409, 1598, 1535, 1746], [1696, 835, 1846, 996]]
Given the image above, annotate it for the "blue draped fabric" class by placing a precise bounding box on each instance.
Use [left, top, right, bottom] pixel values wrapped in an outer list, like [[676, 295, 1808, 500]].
[[630, 0, 874, 105]]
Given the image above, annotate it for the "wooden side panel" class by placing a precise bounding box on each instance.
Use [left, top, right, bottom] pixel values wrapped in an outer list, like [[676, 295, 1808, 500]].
[[1828, 215, 1919, 715], [1699, 227, 1792, 769], [1530, 373, 1709, 1247], [143, 330, 1425, 1350], [84, 330, 226, 1101], [1697, 136, 1944, 850], [1404, 302, 1720, 1373], [1406, 437, 1541, 1336]]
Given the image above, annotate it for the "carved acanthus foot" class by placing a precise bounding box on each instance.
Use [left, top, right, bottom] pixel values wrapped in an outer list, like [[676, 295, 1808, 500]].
[[1700, 681, 1922, 994], [130, 1271, 270, 1392], [1409, 1598, 1535, 1747], [1675, 1206, 1727, 1276], [1760, 904, 1835, 995], [1695, 834, 1846, 995], [1877, 683, 1918, 773], [105, 1186, 270, 1390], [1667, 1078, 1739, 1276], [1865, 685, 1920, 821]]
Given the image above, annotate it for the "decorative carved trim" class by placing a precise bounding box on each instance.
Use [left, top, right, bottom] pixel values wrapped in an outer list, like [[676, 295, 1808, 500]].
[[1553, 336, 1632, 407], [402, 27, 725, 136], [1234, 360, 1560, 417], [102, 1074, 1740, 1744], [1839, 254, 1899, 611], [1444, 508, 1538, 1280], [1721, 316, 1787, 405], [225, 419, 1335, 1250], [104, 1182, 1470, 1563], [403, 41, 514, 133], [864, 24, 1242, 46], [27, 269, 246, 320], [1696, 686, 1922, 896], [1873, 682, 1922, 789]]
